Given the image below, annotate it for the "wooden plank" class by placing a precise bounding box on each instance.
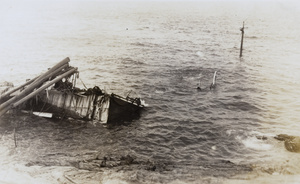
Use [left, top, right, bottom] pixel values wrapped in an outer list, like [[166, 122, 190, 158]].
[[32, 57, 70, 85], [12, 68, 77, 108], [0, 63, 70, 116]]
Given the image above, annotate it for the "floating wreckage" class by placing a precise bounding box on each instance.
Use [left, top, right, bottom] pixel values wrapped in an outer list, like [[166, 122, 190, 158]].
[[0, 57, 145, 123]]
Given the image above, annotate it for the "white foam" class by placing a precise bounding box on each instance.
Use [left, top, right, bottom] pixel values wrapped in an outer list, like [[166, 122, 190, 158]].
[[196, 51, 204, 58], [241, 137, 272, 151], [155, 90, 165, 94], [140, 99, 149, 107], [225, 129, 236, 136]]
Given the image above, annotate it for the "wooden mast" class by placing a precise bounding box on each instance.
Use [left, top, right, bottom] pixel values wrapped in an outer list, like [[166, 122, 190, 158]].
[[239, 21, 245, 58]]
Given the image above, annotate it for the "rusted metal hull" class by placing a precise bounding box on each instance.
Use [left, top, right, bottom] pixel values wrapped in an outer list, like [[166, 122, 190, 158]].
[[108, 94, 142, 123], [24, 90, 142, 124]]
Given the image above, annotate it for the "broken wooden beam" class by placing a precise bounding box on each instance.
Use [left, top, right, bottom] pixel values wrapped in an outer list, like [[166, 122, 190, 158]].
[[13, 67, 78, 108], [0, 58, 71, 117], [0, 63, 70, 114], [34, 57, 70, 83], [0, 57, 70, 101]]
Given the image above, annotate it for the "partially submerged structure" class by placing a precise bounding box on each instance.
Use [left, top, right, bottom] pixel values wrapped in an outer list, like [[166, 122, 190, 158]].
[[0, 58, 144, 123]]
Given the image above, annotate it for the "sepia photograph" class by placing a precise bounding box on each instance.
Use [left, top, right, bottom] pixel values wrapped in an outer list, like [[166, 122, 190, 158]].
[[0, 0, 299, 183]]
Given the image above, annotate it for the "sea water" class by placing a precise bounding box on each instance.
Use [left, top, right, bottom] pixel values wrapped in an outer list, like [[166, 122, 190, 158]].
[[0, 0, 300, 183]]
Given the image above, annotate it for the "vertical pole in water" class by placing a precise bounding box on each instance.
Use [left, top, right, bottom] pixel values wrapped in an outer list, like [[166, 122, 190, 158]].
[[239, 21, 245, 58], [13, 128, 17, 147]]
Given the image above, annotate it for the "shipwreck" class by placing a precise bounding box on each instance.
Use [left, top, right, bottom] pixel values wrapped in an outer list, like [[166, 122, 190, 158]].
[[0, 57, 145, 123]]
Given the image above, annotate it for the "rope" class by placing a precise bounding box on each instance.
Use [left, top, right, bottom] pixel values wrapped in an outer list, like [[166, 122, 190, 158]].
[[79, 78, 88, 89]]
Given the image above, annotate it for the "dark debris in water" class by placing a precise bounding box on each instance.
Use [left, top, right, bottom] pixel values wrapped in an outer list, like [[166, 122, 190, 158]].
[[70, 154, 173, 173], [65, 152, 253, 181], [256, 135, 268, 140]]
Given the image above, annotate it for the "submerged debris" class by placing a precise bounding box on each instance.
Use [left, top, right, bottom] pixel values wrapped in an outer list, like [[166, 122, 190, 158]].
[[256, 135, 268, 140], [67, 153, 173, 174]]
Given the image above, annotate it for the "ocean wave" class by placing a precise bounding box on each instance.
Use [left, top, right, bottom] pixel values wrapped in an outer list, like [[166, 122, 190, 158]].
[[219, 100, 261, 112], [120, 57, 145, 65]]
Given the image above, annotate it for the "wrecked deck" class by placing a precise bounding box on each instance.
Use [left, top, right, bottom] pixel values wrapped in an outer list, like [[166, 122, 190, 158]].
[[0, 57, 144, 123]]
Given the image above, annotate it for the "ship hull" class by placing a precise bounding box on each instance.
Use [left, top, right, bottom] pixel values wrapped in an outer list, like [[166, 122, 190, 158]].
[[24, 90, 142, 124]]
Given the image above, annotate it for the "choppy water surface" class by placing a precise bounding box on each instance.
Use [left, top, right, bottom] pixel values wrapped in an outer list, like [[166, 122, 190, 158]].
[[1, 1, 300, 183]]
